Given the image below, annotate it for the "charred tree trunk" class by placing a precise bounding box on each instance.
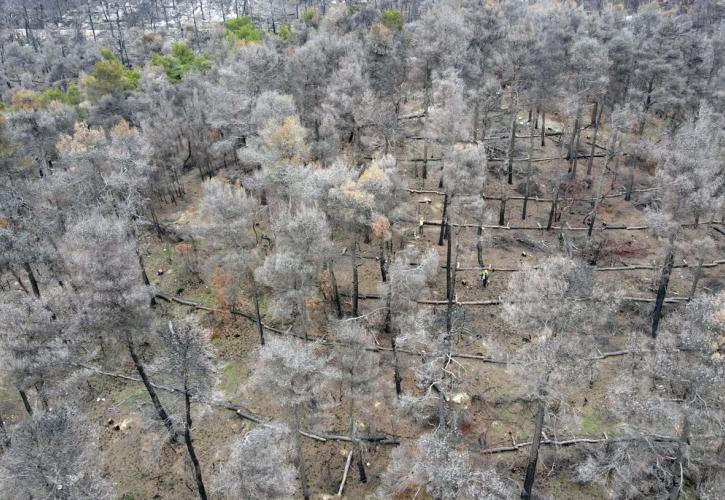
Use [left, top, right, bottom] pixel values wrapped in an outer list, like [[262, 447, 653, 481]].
[[652, 236, 675, 337], [590, 100, 598, 127], [589, 132, 618, 238], [540, 112, 546, 147], [35, 381, 48, 411], [379, 239, 387, 283], [567, 106, 581, 163], [391, 336, 402, 397], [547, 127, 568, 230], [293, 405, 310, 500], [126, 334, 176, 439], [624, 165, 634, 202], [137, 252, 156, 306], [423, 63, 432, 114], [251, 273, 264, 345], [522, 122, 535, 220], [445, 220, 453, 344], [507, 114, 517, 185], [638, 78, 654, 136], [23, 262, 40, 299], [668, 416, 690, 500], [352, 239, 359, 317], [438, 193, 448, 246], [571, 116, 583, 178], [383, 289, 402, 397], [586, 102, 603, 177], [183, 385, 208, 500], [547, 188, 559, 231], [19, 389, 33, 416], [422, 140, 428, 179], [521, 398, 546, 500], [328, 260, 342, 319], [498, 193, 507, 226]]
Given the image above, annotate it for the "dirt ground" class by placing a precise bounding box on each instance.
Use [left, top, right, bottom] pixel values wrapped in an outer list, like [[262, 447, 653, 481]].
[[5, 107, 720, 499]]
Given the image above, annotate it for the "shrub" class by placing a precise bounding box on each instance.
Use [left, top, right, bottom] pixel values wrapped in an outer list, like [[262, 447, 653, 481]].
[[381, 9, 404, 31]]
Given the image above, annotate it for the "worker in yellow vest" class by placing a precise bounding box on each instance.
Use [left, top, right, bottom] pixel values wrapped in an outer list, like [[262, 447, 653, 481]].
[[480, 267, 490, 288]]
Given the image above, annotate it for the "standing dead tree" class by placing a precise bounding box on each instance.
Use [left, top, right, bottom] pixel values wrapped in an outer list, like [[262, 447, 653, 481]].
[[0, 407, 112, 499], [255, 206, 333, 340], [214, 425, 296, 499], [379, 427, 514, 498], [195, 179, 264, 343], [0, 291, 71, 415], [382, 246, 438, 397], [647, 104, 724, 336], [502, 257, 621, 499], [63, 214, 176, 440], [332, 321, 384, 484], [576, 292, 725, 498], [243, 336, 334, 500], [157, 320, 218, 500]]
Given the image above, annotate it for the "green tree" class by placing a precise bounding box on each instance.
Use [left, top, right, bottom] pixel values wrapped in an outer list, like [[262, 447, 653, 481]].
[[39, 84, 82, 107], [224, 17, 263, 43], [151, 42, 211, 83], [82, 48, 140, 102], [278, 23, 292, 43], [381, 10, 404, 31]]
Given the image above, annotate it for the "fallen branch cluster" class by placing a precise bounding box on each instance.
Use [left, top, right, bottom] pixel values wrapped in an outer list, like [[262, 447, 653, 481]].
[[156, 293, 634, 363], [77, 363, 399, 445]]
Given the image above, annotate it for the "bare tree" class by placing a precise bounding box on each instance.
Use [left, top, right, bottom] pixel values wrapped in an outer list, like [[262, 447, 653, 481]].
[[0, 291, 71, 414], [380, 427, 514, 499], [244, 336, 333, 500], [356, 154, 409, 283], [196, 179, 264, 342], [157, 320, 217, 500], [62, 213, 176, 439], [577, 292, 725, 499], [647, 103, 724, 336], [255, 205, 333, 339], [439, 144, 486, 343], [382, 246, 438, 397], [328, 176, 374, 317], [502, 257, 621, 499], [0, 407, 113, 499], [214, 424, 296, 499], [333, 321, 384, 483]]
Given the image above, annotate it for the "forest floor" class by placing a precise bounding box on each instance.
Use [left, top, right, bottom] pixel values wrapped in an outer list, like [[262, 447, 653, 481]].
[[2, 108, 722, 499]]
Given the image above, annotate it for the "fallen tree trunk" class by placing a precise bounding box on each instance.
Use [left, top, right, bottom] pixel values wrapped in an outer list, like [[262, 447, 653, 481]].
[[341, 292, 689, 306], [482, 433, 723, 454], [414, 219, 720, 232], [407, 186, 660, 202]]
